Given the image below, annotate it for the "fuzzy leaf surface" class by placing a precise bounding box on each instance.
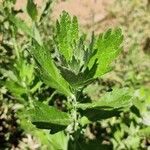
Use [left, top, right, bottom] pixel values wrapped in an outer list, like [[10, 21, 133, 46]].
[[58, 61, 97, 89], [32, 42, 73, 96], [88, 28, 123, 77], [78, 88, 132, 110], [29, 101, 72, 133], [78, 88, 133, 121], [55, 11, 79, 62]]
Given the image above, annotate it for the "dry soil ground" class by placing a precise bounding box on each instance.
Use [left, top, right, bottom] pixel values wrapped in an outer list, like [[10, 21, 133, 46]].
[[14, 0, 117, 33]]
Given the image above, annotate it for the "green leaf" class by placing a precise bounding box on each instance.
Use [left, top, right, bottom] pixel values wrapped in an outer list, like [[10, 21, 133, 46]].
[[0, 68, 18, 82], [29, 101, 72, 133], [78, 88, 133, 121], [55, 11, 79, 62], [27, 0, 38, 21], [138, 127, 150, 137], [58, 60, 97, 89], [78, 88, 132, 110], [20, 112, 69, 150], [5, 80, 27, 98], [49, 131, 69, 150], [32, 42, 73, 96], [88, 28, 123, 77], [69, 139, 110, 150], [15, 58, 35, 85], [9, 15, 42, 45], [80, 108, 121, 122], [79, 116, 91, 127], [18, 112, 53, 149], [9, 15, 33, 36]]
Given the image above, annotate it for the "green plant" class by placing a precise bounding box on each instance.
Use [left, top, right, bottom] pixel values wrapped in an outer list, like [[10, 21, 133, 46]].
[[0, 0, 57, 149], [110, 87, 150, 150], [10, 10, 134, 149], [1, 0, 139, 149]]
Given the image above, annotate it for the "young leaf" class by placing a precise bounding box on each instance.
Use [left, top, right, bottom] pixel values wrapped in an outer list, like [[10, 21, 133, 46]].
[[15, 58, 35, 85], [28, 101, 72, 133], [58, 60, 97, 89], [88, 28, 123, 77], [27, 0, 38, 21], [32, 42, 73, 97], [55, 11, 79, 62]]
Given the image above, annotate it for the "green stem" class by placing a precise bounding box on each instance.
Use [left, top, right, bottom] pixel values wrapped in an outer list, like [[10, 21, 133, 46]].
[[73, 96, 77, 131], [73, 102, 77, 150], [67, 91, 79, 150], [46, 90, 57, 104], [67, 94, 78, 131], [11, 27, 20, 59], [73, 140, 76, 150]]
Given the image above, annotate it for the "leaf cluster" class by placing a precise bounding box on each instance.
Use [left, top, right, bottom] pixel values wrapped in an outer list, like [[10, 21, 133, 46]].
[[25, 11, 133, 135]]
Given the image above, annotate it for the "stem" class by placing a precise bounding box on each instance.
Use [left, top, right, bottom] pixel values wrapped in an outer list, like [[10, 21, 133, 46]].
[[72, 96, 77, 131], [73, 140, 76, 150], [46, 90, 57, 104], [68, 95, 78, 132], [67, 95, 78, 150], [11, 27, 20, 59]]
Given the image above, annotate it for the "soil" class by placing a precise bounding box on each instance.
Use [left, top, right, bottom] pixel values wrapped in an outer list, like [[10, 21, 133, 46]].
[[13, 0, 117, 33]]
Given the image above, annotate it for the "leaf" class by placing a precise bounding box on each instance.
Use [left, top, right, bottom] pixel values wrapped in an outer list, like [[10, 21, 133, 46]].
[[71, 16, 79, 43], [88, 28, 123, 77], [0, 68, 18, 82], [79, 116, 91, 127], [55, 11, 79, 62], [49, 131, 69, 150], [5, 80, 27, 97], [33, 25, 42, 45], [69, 139, 110, 150], [15, 58, 35, 85], [19, 112, 68, 150], [39, 0, 52, 21], [133, 88, 150, 125], [78, 88, 132, 110], [18, 112, 53, 149], [32, 42, 73, 97], [9, 15, 42, 45], [138, 127, 150, 137], [29, 101, 72, 133], [9, 15, 32, 36], [58, 60, 97, 89], [78, 88, 133, 121], [80, 109, 121, 122], [27, 0, 38, 21]]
